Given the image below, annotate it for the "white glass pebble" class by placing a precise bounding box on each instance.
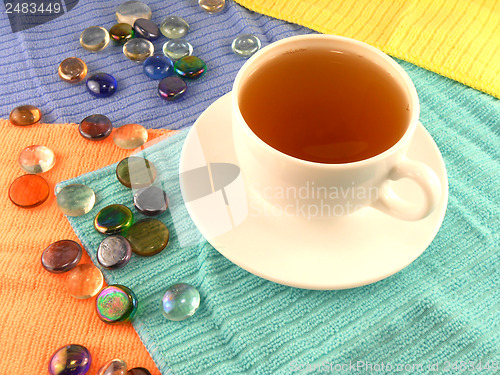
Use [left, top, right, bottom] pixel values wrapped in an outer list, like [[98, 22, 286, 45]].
[[116, 0, 152, 26], [231, 34, 262, 58], [160, 16, 189, 39]]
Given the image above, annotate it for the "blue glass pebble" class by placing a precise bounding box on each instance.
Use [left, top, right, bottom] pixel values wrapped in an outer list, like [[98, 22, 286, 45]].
[[162, 283, 200, 321], [174, 56, 206, 79], [162, 39, 193, 61], [158, 76, 187, 101], [231, 34, 261, 57], [48, 344, 91, 375], [143, 55, 174, 80], [86, 73, 117, 98], [133, 18, 160, 40], [97, 235, 132, 269]]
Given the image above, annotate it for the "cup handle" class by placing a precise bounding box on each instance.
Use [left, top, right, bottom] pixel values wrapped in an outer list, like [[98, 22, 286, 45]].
[[374, 158, 441, 221]]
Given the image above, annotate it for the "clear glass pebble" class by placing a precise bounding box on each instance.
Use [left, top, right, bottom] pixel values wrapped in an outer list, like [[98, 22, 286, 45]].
[[133, 18, 160, 40], [80, 26, 110, 52], [162, 283, 200, 321], [160, 16, 189, 39], [9, 174, 49, 208], [199, 0, 225, 13], [18, 145, 55, 174], [97, 235, 132, 269], [123, 38, 154, 62], [162, 39, 193, 61], [56, 184, 96, 216], [96, 285, 138, 324], [41, 240, 82, 274], [58, 57, 87, 83], [9, 105, 41, 126], [97, 359, 127, 375], [113, 123, 148, 149], [66, 264, 104, 299], [116, 0, 152, 26], [231, 34, 261, 57], [49, 344, 91, 375], [143, 55, 174, 80]]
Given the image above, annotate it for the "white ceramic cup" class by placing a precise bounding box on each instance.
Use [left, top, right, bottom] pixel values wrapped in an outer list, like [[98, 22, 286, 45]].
[[232, 35, 441, 221]]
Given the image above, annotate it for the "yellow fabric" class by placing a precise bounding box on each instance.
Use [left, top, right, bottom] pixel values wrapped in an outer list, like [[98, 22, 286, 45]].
[[233, 0, 500, 98]]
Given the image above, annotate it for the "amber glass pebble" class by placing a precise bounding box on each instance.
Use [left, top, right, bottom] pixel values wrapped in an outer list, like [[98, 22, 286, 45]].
[[116, 156, 157, 188], [66, 264, 104, 299], [79, 114, 113, 141], [94, 204, 134, 235], [58, 57, 88, 83], [123, 38, 154, 62], [199, 0, 225, 13], [41, 240, 82, 273], [9, 174, 50, 208], [113, 124, 148, 149], [80, 26, 110, 52], [109, 23, 135, 45], [127, 218, 169, 256], [9, 105, 42, 126], [18, 145, 55, 174]]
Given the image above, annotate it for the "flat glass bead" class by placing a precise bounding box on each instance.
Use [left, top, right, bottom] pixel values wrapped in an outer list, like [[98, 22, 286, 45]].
[[97, 359, 127, 375], [94, 204, 134, 235], [18, 145, 55, 174], [127, 368, 152, 375], [126, 218, 169, 256], [9, 174, 49, 208], [158, 76, 187, 101], [79, 114, 113, 140], [80, 26, 110, 52], [113, 124, 148, 149], [86, 73, 118, 98], [174, 56, 206, 79], [116, 0, 152, 26], [231, 34, 261, 57], [133, 18, 160, 40], [160, 16, 189, 39], [41, 240, 82, 274], [133, 186, 168, 216], [97, 235, 132, 269], [56, 184, 96, 216], [143, 55, 174, 80], [109, 23, 135, 45], [48, 344, 91, 375], [116, 156, 157, 188], [162, 39, 193, 61], [123, 38, 154, 62], [96, 285, 138, 324], [199, 0, 225, 13], [162, 283, 200, 321], [66, 264, 104, 299], [58, 57, 88, 83], [9, 104, 41, 126]]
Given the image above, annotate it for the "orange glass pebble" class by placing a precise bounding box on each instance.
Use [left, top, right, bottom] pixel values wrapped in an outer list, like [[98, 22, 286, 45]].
[[58, 57, 88, 83], [113, 124, 148, 149], [9, 105, 42, 126], [9, 174, 50, 208], [66, 264, 104, 299]]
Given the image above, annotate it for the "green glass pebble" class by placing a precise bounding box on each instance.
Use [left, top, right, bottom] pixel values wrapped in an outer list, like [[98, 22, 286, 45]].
[[116, 156, 157, 189], [96, 285, 138, 324], [231, 34, 261, 57], [126, 218, 169, 256], [162, 283, 200, 321], [162, 39, 193, 61], [160, 16, 189, 39], [174, 56, 206, 79], [109, 23, 135, 45], [94, 204, 133, 235], [56, 184, 96, 216]]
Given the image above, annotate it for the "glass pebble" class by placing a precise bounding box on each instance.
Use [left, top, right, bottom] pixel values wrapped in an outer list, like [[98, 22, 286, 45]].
[[174, 55, 206, 79], [96, 285, 138, 324], [79, 114, 113, 141], [58, 57, 88, 83], [9, 104, 41, 126], [123, 38, 154, 62], [116, 156, 157, 188], [160, 16, 189, 39], [158, 76, 187, 101], [86, 73, 118, 98], [133, 186, 168, 216], [56, 184, 96, 216], [162, 283, 200, 321], [18, 145, 55, 174], [133, 18, 160, 40], [126, 218, 169, 256], [113, 124, 148, 149], [97, 359, 127, 375], [162, 39, 193, 61], [143, 54, 174, 80], [66, 264, 104, 299], [127, 368, 152, 375], [41, 240, 82, 274], [48, 344, 91, 375], [9, 174, 49, 208], [109, 23, 135, 45], [80, 26, 110, 52], [199, 0, 225, 13], [231, 34, 261, 57], [97, 235, 132, 269], [94, 204, 134, 235], [116, 0, 152, 26]]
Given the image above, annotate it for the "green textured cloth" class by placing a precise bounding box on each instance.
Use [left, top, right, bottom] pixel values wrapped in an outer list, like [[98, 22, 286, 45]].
[[59, 59, 499, 375]]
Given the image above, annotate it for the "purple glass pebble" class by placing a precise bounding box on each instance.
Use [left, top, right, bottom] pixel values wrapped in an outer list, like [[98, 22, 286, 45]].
[[127, 368, 152, 375], [41, 240, 82, 273], [143, 54, 174, 80], [158, 76, 187, 101], [79, 114, 113, 141], [133, 186, 168, 216], [48, 344, 91, 375], [86, 73, 118, 98], [133, 18, 160, 40]]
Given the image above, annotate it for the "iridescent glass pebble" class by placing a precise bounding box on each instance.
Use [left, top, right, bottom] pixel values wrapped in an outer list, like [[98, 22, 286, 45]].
[[133, 18, 160, 40], [133, 186, 168, 216], [9, 174, 49, 208], [41, 240, 82, 273], [97, 235, 132, 269], [127, 368, 152, 375], [113, 124, 148, 149], [143, 54, 174, 80], [162, 39, 193, 61], [231, 34, 261, 57], [56, 184, 96, 216], [158, 76, 187, 101], [48, 344, 91, 375], [58, 57, 88, 83], [162, 283, 200, 321], [80, 26, 110, 52], [109, 23, 135, 45], [67, 264, 104, 299], [86, 73, 118, 98], [116, 0, 152, 25], [160, 16, 189, 39], [123, 38, 154, 62], [97, 359, 127, 375], [199, 0, 225, 13], [94, 204, 134, 235], [96, 285, 138, 324], [9, 104, 41, 126], [79, 114, 113, 140], [126, 218, 169, 256], [18, 145, 55, 173], [174, 56, 206, 79], [116, 156, 157, 188]]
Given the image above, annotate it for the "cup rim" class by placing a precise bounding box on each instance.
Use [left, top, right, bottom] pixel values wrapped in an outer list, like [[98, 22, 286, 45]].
[[232, 34, 420, 168]]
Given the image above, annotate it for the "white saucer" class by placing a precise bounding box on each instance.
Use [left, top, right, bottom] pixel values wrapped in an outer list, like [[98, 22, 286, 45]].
[[179, 93, 448, 290]]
